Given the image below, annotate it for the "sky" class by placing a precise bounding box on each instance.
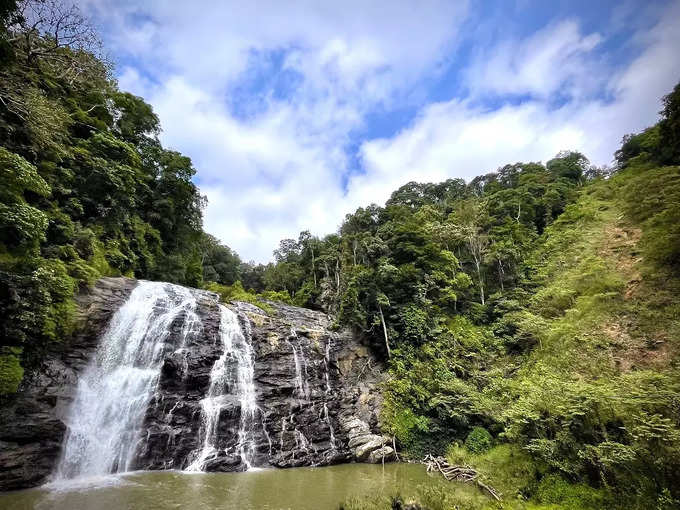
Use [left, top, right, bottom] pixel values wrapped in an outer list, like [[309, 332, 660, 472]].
[[81, 0, 680, 263]]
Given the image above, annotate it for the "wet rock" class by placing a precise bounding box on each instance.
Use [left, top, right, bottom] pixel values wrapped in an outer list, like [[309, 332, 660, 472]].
[[367, 446, 395, 464], [202, 452, 243, 472]]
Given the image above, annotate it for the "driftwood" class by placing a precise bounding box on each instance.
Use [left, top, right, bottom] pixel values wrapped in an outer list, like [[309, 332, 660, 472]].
[[422, 454, 501, 501]]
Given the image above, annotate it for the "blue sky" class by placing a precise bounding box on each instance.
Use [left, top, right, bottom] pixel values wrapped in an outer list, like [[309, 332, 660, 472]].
[[82, 0, 680, 262]]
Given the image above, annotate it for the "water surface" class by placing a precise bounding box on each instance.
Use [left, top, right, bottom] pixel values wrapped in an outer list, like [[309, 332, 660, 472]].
[[1, 463, 444, 510]]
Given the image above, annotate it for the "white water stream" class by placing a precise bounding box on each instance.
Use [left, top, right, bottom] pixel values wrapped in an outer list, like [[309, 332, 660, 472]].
[[54, 282, 201, 479], [186, 305, 260, 470]]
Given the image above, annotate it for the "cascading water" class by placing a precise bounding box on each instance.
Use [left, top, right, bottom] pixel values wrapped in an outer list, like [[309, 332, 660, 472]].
[[174, 297, 203, 379], [322, 403, 336, 449], [323, 337, 333, 394], [186, 305, 260, 471], [322, 337, 336, 449], [54, 281, 202, 480], [287, 329, 310, 399]]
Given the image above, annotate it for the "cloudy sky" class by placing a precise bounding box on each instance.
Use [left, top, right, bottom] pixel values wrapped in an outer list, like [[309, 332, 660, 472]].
[[82, 0, 680, 262]]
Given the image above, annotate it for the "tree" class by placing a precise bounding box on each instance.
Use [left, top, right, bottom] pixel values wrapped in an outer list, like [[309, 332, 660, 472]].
[[297, 230, 318, 288], [547, 151, 590, 186], [449, 199, 489, 305], [9, 0, 103, 70], [201, 234, 241, 285], [110, 92, 160, 145], [0, 1, 214, 391], [0, 147, 49, 253], [659, 81, 680, 164]]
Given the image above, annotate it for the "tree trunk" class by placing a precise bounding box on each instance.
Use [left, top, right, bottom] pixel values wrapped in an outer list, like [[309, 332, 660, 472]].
[[475, 258, 485, 305], [497, 259, 504, 292], [468, 235, 486, 305], [335, 258, 340, 290], [311, 248, 317, 289], [378, 304, 391, 359]]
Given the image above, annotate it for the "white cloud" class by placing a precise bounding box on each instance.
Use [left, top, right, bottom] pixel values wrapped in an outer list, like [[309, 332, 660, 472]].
[[350, 101, 583, 208], [83, 0, 680, 263], [464, 19, 604, 100], [349, 2, 680, 212], [84, 1, 469, 261]]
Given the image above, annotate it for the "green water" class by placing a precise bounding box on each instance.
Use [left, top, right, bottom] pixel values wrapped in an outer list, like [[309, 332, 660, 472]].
[[0, 463, 445, 510]]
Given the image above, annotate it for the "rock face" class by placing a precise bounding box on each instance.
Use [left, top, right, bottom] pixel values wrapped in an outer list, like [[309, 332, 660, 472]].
[[135, 299, 392, 471], [0, 278, 393, 491]]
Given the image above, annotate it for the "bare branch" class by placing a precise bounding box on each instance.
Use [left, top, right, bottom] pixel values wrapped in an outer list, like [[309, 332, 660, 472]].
[[8, 0, 108, 84]]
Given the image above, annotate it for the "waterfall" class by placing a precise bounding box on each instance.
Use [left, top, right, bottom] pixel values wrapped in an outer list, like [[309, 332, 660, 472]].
[[322, 403, 336, 449], [186, 305, 260, 471], [287, 329, 309, 399], [54, 281, 202, 480], [320, 337, 336, 449]]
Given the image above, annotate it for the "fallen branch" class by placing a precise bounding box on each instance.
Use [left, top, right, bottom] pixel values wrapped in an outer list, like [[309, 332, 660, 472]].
[[422, 454, 501, 501]]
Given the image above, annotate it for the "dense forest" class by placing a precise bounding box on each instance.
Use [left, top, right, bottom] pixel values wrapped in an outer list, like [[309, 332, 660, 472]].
[[1, 1, 679, 509]]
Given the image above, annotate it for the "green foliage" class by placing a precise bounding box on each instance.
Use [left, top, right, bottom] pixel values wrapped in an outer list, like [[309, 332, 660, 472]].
[[0, 202, 48, 250], [1, 8, 678, 507], [382, 400, 430, 451], [616, 82, 680, 168], [360, 82, 680, 508], [382, 316, 500, 455], [201, 233, 241, 285], [0, 346, 23, 395], [203, 281, 277, 314], [534, 475, 612, 510], [0, 147, 51, 200], [0, 148, 50, 253], [260, 289, 294, 305], [205, 280, 254, 303], [465, 427, 493, 454], [615, 126, 662, 167], [658, 82, 680, 165], [619, 165, 680, 269]]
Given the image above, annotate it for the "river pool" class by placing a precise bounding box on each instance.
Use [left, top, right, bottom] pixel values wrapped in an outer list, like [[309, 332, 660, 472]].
[[0, 463, 447, 510]]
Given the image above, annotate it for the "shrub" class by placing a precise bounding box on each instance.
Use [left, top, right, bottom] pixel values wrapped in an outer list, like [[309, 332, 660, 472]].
[[465, 427, 492, 454], [0, 347, 24, 396], [535, 474, 612, 510]]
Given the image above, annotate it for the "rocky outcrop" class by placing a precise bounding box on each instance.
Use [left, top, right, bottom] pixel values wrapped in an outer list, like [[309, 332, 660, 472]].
[[0, 277, 137, 491], [341, 417, 395, 463], [240, 300, 389, 468], [0, 278, 390, 491]]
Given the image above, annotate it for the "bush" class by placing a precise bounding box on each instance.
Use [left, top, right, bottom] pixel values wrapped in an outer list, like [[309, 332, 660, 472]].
[[0, 347, 24, 396], [535, 474, 613, 510], [465, 427, 492, 454], [204, 281, 276, 314]]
